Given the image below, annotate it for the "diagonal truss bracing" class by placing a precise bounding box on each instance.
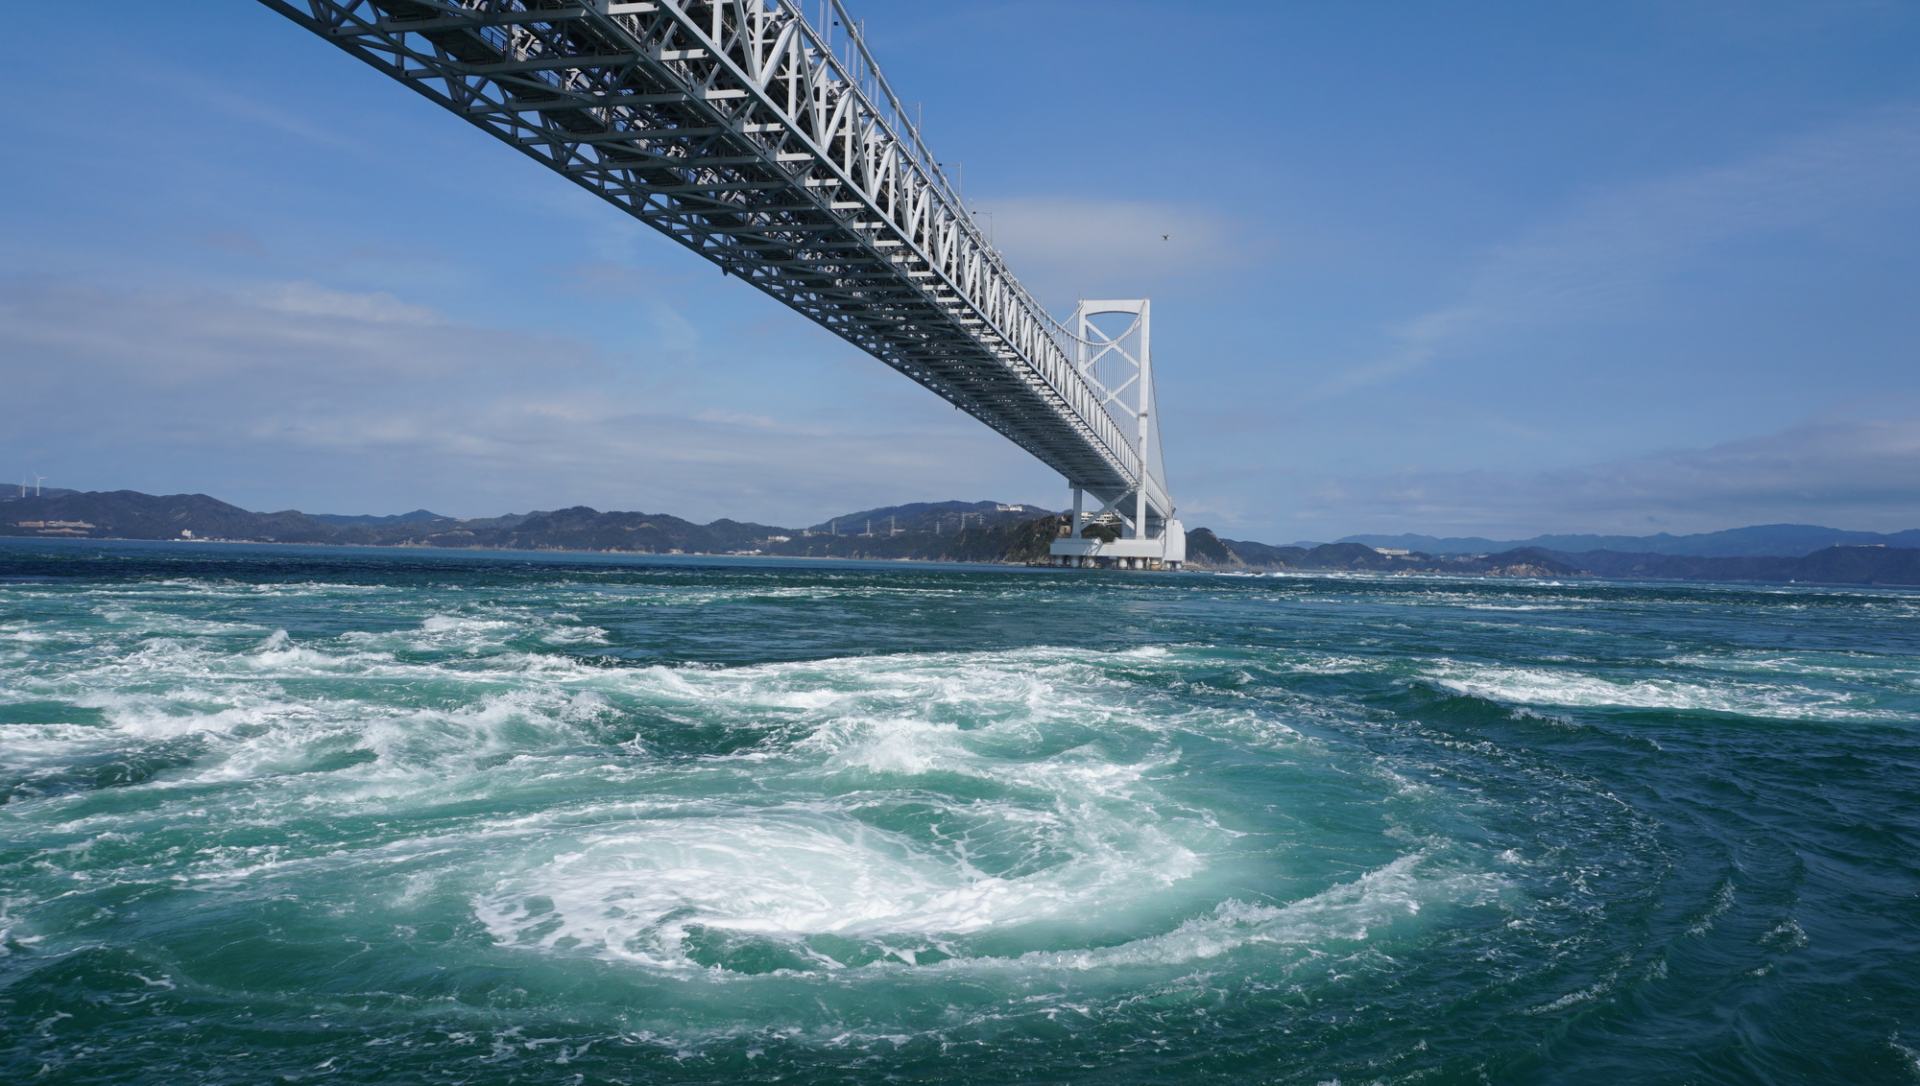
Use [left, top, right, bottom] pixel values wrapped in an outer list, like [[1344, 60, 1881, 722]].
[[259, 0, 1173, 525]]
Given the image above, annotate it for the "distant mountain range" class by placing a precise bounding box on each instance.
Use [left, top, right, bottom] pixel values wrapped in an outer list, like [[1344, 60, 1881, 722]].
[[5, 489, 1919, 586], [1192, 529, 1920, 586], [807, 500, 1052, 535], [1187, 532, 1580, 578], [307, 509, 453, 528], [1, 486, 78, 502], [0, 491, 1062, 565], [1339, 524, 1920, 558]]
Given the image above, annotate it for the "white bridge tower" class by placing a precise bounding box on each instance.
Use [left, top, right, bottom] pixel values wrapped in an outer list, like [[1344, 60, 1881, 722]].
[[1049, 300, 1185, 570]]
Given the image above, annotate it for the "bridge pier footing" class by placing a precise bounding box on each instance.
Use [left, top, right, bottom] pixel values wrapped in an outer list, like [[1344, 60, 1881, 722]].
[[1048, 521, 1186, 572]]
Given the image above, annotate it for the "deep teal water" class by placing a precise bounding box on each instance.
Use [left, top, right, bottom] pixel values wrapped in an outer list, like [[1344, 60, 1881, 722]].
[[2, 538, 1918, 1084]]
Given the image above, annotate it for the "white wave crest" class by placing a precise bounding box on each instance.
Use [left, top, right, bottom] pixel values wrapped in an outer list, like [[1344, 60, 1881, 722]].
[[1426, 663, 1894, 721]]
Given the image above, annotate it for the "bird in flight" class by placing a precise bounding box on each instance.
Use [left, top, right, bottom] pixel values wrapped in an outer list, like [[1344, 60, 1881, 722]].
[[1162, 233, 1170, 241]]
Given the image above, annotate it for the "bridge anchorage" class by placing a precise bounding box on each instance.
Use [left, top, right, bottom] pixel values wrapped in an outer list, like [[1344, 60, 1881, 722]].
[[261, 0, 1183, 570]]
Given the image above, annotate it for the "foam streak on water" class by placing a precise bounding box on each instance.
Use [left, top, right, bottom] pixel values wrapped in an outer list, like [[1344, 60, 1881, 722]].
[[2, 540, 1918, 1084]]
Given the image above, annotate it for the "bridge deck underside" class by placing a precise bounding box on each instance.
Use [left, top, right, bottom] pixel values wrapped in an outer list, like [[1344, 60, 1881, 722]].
[[267, 0, 1171, 521]]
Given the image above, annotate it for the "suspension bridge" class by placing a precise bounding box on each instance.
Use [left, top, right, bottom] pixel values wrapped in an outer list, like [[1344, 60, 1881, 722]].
[[262, 0, 1185, 569]]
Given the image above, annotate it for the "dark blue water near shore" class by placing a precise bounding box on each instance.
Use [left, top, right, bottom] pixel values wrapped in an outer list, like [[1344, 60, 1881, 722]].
[[2, 539, 1918, 1083]]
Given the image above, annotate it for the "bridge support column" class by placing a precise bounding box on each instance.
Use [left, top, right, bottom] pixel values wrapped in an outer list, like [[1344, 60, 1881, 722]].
[[1071, 487, 1084, 539], [1131, 301, 1152, 545]]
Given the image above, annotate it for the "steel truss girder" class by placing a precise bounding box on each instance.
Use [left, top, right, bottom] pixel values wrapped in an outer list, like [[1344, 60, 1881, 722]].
[[260, 0, 1172, 522]]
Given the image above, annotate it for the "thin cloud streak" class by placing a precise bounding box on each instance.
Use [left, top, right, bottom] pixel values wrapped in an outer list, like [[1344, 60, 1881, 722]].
[[1300, 415, 1920, 537], [981, 197, 1243, 303], [0, 273, 1052, 523], [1307, 104, 1920, 402]]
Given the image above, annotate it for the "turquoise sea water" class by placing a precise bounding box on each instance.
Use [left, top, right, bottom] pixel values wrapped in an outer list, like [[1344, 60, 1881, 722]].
[[2, 539, 1918, 1084]]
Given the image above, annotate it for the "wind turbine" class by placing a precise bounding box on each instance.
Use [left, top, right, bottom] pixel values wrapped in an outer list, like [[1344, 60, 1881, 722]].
[[33, 474, 45, 497]]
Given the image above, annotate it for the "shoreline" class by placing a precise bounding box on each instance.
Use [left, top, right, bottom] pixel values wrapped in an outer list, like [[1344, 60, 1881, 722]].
[[5, 534, 1919, 592]]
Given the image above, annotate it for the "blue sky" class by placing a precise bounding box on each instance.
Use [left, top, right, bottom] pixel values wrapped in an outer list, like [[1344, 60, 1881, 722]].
[[2, 1, 1917, 540]]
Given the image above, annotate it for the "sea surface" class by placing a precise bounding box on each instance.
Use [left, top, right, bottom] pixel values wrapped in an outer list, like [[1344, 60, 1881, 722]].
[[2, 539, 1918, 1084]]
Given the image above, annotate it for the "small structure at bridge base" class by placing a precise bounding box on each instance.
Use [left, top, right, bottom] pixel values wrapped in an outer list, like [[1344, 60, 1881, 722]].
[[1048, 520, 1186, 571]]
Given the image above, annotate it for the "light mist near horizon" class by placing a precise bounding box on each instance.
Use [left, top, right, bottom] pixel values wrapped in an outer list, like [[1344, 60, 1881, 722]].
[[1, 2, 1916, 540]]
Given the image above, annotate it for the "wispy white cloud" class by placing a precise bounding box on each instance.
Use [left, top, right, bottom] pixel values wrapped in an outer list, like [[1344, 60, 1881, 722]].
[[0, 278, 509, 385], [0, 273, 1048, 522], [1297, 412, 1920, 536], [979, 197, 1242, 302], [133, 61, 367, 155], [248, 281, 440, 325], [1309, 104, 1920, 401]]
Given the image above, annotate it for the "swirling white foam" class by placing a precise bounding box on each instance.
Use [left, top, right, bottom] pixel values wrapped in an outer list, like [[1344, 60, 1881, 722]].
[[2, 584, 1515, 990], [1425, 662, 1897, 721]]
